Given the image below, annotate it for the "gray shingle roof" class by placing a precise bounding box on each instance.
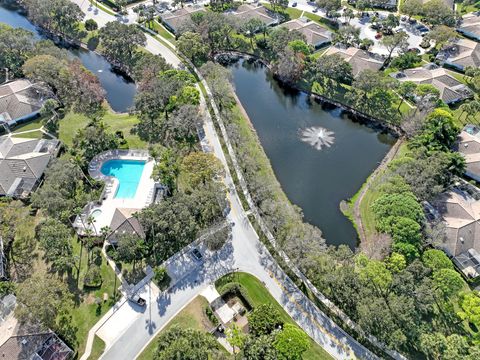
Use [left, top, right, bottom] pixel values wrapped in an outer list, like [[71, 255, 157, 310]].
[[0, 332, 72, 360], [0, 136, 59, 198], [107, 208, 145, 243], [0, 80, 49, 124], [281, 18, 332, 47], [437, 38, 480, 69], [390, 63, 473, 104], [323, 46, 385, 77], [457, 12, 480, 40]]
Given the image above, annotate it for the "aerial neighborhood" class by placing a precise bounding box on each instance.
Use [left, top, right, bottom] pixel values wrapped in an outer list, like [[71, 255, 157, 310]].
[[1, 0, 480, 359]]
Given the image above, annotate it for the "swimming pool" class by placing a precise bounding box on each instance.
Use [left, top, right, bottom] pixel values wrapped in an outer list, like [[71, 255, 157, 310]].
[[100, 159, 146, 199]]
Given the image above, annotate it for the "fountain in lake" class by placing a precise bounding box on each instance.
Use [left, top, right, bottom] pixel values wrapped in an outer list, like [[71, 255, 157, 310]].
[[300, 127, 335, 150]]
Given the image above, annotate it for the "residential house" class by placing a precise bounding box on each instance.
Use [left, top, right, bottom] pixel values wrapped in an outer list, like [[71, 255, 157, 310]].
[[0, 79, 50, 130], [322, 46, 385, 77], [390, 63, 473, 104], [281, 18, 332, 49], [106, 208, 145, 244], [0, 331, 72, 360], [457, 12, 480, 41], [160, 6, 206, 34], [226, 4, 279, 27], [433, 188, 480, 257], [457, 125, 480, 182], [437, 38, 480, 71], [0, 136, 59, 198]]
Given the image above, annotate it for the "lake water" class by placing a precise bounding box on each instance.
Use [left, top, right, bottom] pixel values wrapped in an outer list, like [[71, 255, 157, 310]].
[[0, 4, 136, 112], [228, 59, 396, 248]]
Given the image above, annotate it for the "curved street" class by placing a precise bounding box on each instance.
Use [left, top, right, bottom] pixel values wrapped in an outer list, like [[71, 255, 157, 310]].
[[71, 1, 379, 359]]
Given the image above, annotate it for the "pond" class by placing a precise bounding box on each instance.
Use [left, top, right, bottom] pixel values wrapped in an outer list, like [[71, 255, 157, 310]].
[[0, 4, 136, 113], [228, 59, 396, 248]]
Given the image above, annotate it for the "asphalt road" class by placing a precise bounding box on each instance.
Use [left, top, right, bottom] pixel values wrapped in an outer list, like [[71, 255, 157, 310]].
[[69, 2, 379, 359]]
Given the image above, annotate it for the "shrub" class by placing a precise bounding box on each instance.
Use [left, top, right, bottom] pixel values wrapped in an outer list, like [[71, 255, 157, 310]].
[[154, 266, 171, 291], [85, 19, 98, 31], [84, 265, 102, 288], [205, 305, 219, 326]]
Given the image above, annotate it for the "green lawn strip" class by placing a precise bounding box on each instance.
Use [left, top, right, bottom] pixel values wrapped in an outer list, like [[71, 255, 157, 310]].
[[456, 1, 480, 14], [215, 272, 333, 360], [261, 3, 303, 20], [11, 130, 46, 139], [357, 142, 410, 237], [136, 296, 212, 360], [59, 110, 147, 149], [88, 335, 106, 360], [149, 20, 176, 43], [88, 0, 117, 16], [11, 117, 44, 133], [69, 238, 118, 358]]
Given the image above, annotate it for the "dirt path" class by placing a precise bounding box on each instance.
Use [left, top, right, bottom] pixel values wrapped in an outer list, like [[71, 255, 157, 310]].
[[353, 137, 405, 249]]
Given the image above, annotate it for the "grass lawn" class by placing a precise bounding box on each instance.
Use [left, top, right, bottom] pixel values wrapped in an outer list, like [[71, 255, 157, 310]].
[[136, 296, 212, 360], [88, 0, 117, 16], [58, 110, 147, 149], [150, 21, 176, 43], [11, 130, 46, 139], [456, 1, 480, 14], [215, 272, 333, 360], [262, 3, 303, 19], [69, 238, 119, 358], [11, 117, 44, 133], [88, 335, 106, 360]]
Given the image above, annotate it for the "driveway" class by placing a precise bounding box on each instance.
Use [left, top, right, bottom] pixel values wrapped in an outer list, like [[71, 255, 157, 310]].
[[68, 2, 380, 359]]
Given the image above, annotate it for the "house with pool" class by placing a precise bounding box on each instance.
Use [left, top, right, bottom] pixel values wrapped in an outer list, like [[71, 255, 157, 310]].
[[73, 149, 163, 241]]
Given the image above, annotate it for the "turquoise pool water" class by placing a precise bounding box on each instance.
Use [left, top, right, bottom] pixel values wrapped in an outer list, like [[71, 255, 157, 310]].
[[100, 159, 146, 199]]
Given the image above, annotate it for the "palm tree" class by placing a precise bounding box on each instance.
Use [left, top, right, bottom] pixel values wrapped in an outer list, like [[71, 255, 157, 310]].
[[70, 153, 93, 187]]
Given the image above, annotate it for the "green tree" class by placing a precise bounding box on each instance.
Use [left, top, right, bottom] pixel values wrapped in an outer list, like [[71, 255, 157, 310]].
[[356, 254, 393, 298], [372, 192, 424, 233], [15, 273, 73, 331], [309, 53, 353, 88], [433, 268, 465, 299], [390, 217, 422, 245], [227, 323, 246, 355], [72, 120, 119, 162], [99, 22, 146, 72], [152, 148, 179, 193], [154, 326, 221, 359], [153, 266, 171, 290], [381, 31, 409, 63], [180, 152, 223, 188], [422, 249, 453, 271], [400, 0, 422, 18], [177, 31, 209, 65], [85, 19, 98, 31], [115, 234, 147, 271], [0, 24, 35, 78], [22, 0, 85, 40], [243, 334, 278, 359], [288, 40, 311, 56], [274, 324, 310, 360], [421, 0, 455, 26], [37, 218, 75, 274], [386, 252, 407, 274], [458, 292, 480, 333], [332, 25, 360, 47], [241, 18, 264, 51], [315, 0, 341, 16], [413, 108, 458, 151], [426, 25, 457, 49], [248, 303, 284, 336]]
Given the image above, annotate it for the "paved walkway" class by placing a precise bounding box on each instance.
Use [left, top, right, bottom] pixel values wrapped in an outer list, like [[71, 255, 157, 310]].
[[67, 2, 393, 360]]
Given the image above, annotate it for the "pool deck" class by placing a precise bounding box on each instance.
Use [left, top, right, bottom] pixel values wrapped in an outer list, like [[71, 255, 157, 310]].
[[74, 149, 157, 236]]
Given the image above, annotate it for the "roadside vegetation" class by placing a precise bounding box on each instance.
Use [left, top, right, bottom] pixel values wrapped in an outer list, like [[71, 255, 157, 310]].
[[2, 0, 480, 358], [138, 272, 332, 359]]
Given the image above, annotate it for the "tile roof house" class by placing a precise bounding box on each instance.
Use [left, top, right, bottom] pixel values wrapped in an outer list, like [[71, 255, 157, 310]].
[[434, 188, 480, 256], [437, 38, 480, 71], [281, 18, 332, 49], [322, 46, 385, 77], [0, 331, 72, 360], [456, 125, 480, 183], [457, 12, 480, 41], [390, 63, 473, 104], [106, 208, 145, 244], [226, 4, 279, 27], [160, 6, 206, 34], [0, 80, 50, 130], [0, 136, 59, 198]]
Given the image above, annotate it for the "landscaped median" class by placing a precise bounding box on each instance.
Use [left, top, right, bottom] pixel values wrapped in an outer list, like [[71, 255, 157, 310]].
[[137, 272, 332, 360]]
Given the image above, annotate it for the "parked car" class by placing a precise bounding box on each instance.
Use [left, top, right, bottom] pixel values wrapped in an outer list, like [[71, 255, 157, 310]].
[[375, 32, 382, 39], [129, 294, 146, 307], [416, 24, 429, 33], [292, 2, 298, 6], [408, 47, 421, 54], [191, 248, 203, 261], [312, 7, 318, 12]]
